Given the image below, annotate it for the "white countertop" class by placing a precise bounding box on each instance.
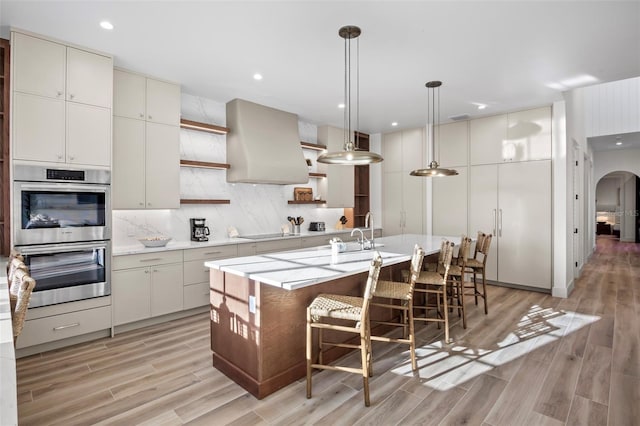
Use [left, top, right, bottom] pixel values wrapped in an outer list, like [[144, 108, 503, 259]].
[[205, 234, 459, 291], [0, 259, 18, 426], [112, 228, 374, 256]]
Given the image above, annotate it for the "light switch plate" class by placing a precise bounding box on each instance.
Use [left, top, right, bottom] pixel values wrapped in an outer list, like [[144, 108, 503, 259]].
[[249, 295, 256, 314]]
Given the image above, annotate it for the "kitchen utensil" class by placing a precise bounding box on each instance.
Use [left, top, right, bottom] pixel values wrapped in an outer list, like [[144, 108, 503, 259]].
[[339, 215, 348, 225], [297, 217, 304, 225]]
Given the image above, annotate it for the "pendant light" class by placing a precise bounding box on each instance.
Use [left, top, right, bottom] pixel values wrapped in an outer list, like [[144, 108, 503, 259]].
[[317, 25, 383, 165], [410, 81, 458, 177]]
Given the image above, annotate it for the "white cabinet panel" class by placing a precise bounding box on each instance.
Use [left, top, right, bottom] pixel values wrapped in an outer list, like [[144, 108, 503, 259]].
[[432, 166, 467, 237], [66, 47, 113, 108], [470, 114, 508, 165], [381, 131, 402, 173], [184, 282, 210, 310], [506, 107, 551, 162], [438, 121, 468, 168], [146, 78, 181, 126], [382, 172, 403, 236], [113, 117, 146, 209], [12, 32, 65, 99], [114, 69, 146, 119], [402, 174, 425, 234], [113, 268, 151, 326], [401, 128, 425, 173], [145, 122, 180, 209], [151, 263, 184, 317], [318, 125, 355, 208], [469, 164, 499, 281], [66, 103, 111, 166], [497, 160, 551, 289], [13, 92, 65, 162]]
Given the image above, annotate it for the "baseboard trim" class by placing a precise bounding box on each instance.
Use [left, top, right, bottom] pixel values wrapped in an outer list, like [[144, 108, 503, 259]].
[[552, 279, 574, 298], [114, 306, 208, 335]]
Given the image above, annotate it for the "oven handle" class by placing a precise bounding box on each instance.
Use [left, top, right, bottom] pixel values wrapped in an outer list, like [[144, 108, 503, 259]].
[[18, 241, 109, 255], [18, 183, 108, 193]]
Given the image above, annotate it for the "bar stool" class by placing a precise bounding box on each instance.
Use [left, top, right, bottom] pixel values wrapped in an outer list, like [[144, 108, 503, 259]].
[[370, 244, 425, 371], [465, 232, 492, 314], [413, 240, 455, 343], [306, 252, 383, 407], [444, 236, 473, 330], [11, 267, 36, 345]]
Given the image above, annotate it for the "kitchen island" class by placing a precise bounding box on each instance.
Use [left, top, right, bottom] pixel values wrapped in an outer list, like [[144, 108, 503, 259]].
[[205, 234, 456, 398]]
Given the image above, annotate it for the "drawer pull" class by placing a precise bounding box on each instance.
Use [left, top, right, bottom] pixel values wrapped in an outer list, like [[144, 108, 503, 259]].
[[140, 258, 162, 263], [204, 251, 222, 255], [53, 323, 80, 331]]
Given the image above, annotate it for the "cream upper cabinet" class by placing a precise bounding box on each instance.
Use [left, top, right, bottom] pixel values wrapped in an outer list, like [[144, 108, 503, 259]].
[[318, 125, 354, 208], [470, 114, 508, 165], [145, 122, 180, 209], [113, 69, 181, 209], [66, 47, 112, 108], [112, 118, 179, 209], [113, 117, 146, 209], [12, 32, 65, 99], [11, 31, 113, 167], [114, 69, 181, 126], [506, 106, 551, 162], [437, 121, 468, 167]]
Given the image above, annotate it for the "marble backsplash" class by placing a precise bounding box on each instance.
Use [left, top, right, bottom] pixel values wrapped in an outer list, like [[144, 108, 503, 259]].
[[112, 93, 346, 246]]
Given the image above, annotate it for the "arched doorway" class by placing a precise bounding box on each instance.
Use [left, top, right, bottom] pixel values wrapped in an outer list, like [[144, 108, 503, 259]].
[[595, 171, 640, 243]]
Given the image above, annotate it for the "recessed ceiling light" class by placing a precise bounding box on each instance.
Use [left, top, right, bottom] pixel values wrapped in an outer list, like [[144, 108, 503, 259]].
[[616, 141, 623, 146], [338, 103, 345, 109], [99, 21, 114, 30], [253, 73, 263, 81], [391, 122, 398, 126], [477, 104, 487, 110]]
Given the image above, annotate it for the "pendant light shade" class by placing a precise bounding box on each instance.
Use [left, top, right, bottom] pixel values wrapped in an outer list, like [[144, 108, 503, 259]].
[[317, 25, 383, 165], [410, 81, 458, 177]]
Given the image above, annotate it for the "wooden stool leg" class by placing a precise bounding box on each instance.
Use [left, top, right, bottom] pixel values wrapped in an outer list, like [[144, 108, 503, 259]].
[[361, 334, 371, 407], [442, 286, 450, 343], [473, 271, 479, 305], [306, 310, 313, 399], [460, 279, 467, 329], [482, 269, 488, 314], [408, 300, 417, 371]]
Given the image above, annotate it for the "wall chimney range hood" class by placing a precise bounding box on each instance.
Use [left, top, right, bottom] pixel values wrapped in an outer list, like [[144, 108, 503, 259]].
[[226, 99, 309, 184]]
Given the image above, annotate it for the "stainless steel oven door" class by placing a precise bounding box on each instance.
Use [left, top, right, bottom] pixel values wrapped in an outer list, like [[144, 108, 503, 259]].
[[19, 241, 111, 308], [13, 181, 111, 245]]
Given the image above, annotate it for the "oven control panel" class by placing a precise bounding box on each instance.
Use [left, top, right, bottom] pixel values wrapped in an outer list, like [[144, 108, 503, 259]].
[[46, 169, 85, 181]]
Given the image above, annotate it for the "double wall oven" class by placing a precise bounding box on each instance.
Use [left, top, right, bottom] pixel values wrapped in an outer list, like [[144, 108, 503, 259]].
[[13, 165, 111, 308]]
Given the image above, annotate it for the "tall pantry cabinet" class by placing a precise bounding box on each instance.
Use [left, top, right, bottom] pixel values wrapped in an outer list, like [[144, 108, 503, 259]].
[[433, 106, 553, 290], [382, 128, 426, 235]]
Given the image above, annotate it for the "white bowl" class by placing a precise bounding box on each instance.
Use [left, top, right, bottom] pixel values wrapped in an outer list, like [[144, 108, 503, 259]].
[[138, 236, 172, 248]]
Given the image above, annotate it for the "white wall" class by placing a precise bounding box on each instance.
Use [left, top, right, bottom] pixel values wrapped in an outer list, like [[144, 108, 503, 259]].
[[583, 77, 640, 138], [593, 148, 640, 183], [622, 176, 636, 242], [552, 100, 570, 297], [596, 177, 620, 209]]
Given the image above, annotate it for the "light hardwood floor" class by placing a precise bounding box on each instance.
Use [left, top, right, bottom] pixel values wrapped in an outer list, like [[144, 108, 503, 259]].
[[16, 236, 640, 425]]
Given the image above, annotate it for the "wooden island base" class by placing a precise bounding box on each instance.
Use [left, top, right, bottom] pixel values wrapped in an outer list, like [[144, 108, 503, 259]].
[[209, 261, 408, 399]]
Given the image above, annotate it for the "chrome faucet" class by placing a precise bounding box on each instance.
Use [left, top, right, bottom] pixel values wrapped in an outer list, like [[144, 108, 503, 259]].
[[350, 228, 367, 250], [365, 212, 375, 250]]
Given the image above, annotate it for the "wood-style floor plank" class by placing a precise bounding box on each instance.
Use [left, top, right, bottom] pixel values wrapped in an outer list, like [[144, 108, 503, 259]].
[[15, 235, 640, 425]]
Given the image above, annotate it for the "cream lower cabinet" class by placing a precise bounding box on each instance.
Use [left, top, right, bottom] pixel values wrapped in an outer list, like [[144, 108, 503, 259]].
[[469, 160, 551, 289], [183, 245, 238, 309], [112, 251, 184, 326]]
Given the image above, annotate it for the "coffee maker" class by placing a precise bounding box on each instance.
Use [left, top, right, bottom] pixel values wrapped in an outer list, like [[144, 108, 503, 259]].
[[190, 218, 210, 242]]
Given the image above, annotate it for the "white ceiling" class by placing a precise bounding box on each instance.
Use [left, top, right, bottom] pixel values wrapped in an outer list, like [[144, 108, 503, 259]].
[[1, 1, 639, 134], [589, 131, 640, 152]]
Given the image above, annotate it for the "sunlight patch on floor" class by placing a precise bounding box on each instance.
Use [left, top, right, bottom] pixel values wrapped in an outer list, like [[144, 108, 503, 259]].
[[391, 306, 601, 390]]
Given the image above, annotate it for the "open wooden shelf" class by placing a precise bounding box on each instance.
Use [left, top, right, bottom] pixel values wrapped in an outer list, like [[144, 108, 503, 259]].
[[180, 160, 230, 170], [288, 200, 326, 204], [180, 199, 231, 205], [308, 172, 326, 178], [180, 118, 229, 135], [300, 141, 326, 151]]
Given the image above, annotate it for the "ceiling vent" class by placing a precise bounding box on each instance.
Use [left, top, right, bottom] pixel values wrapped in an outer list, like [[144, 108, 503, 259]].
[[449, 114, 470, 121], [226, 99, 309, 184]]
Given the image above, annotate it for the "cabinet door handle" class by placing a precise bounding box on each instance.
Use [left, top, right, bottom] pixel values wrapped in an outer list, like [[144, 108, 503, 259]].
[[204, 251, 222, 255], [69, 93, 75, 100], [148, 115, 153, 120], [53, 323, 80, 331], [492, 209, 497, 236], [144, 270, 150, 274], [69, 155, 75, 161], [498, 209, 503, 237], [139, 202, 144, 206], [140, 258, 162, 263], [139, 113, 144, 118], [153, 269, 159, 273]]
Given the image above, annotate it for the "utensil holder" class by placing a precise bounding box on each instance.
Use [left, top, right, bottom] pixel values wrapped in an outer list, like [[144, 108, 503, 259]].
[[293, 225, 301, 235]]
